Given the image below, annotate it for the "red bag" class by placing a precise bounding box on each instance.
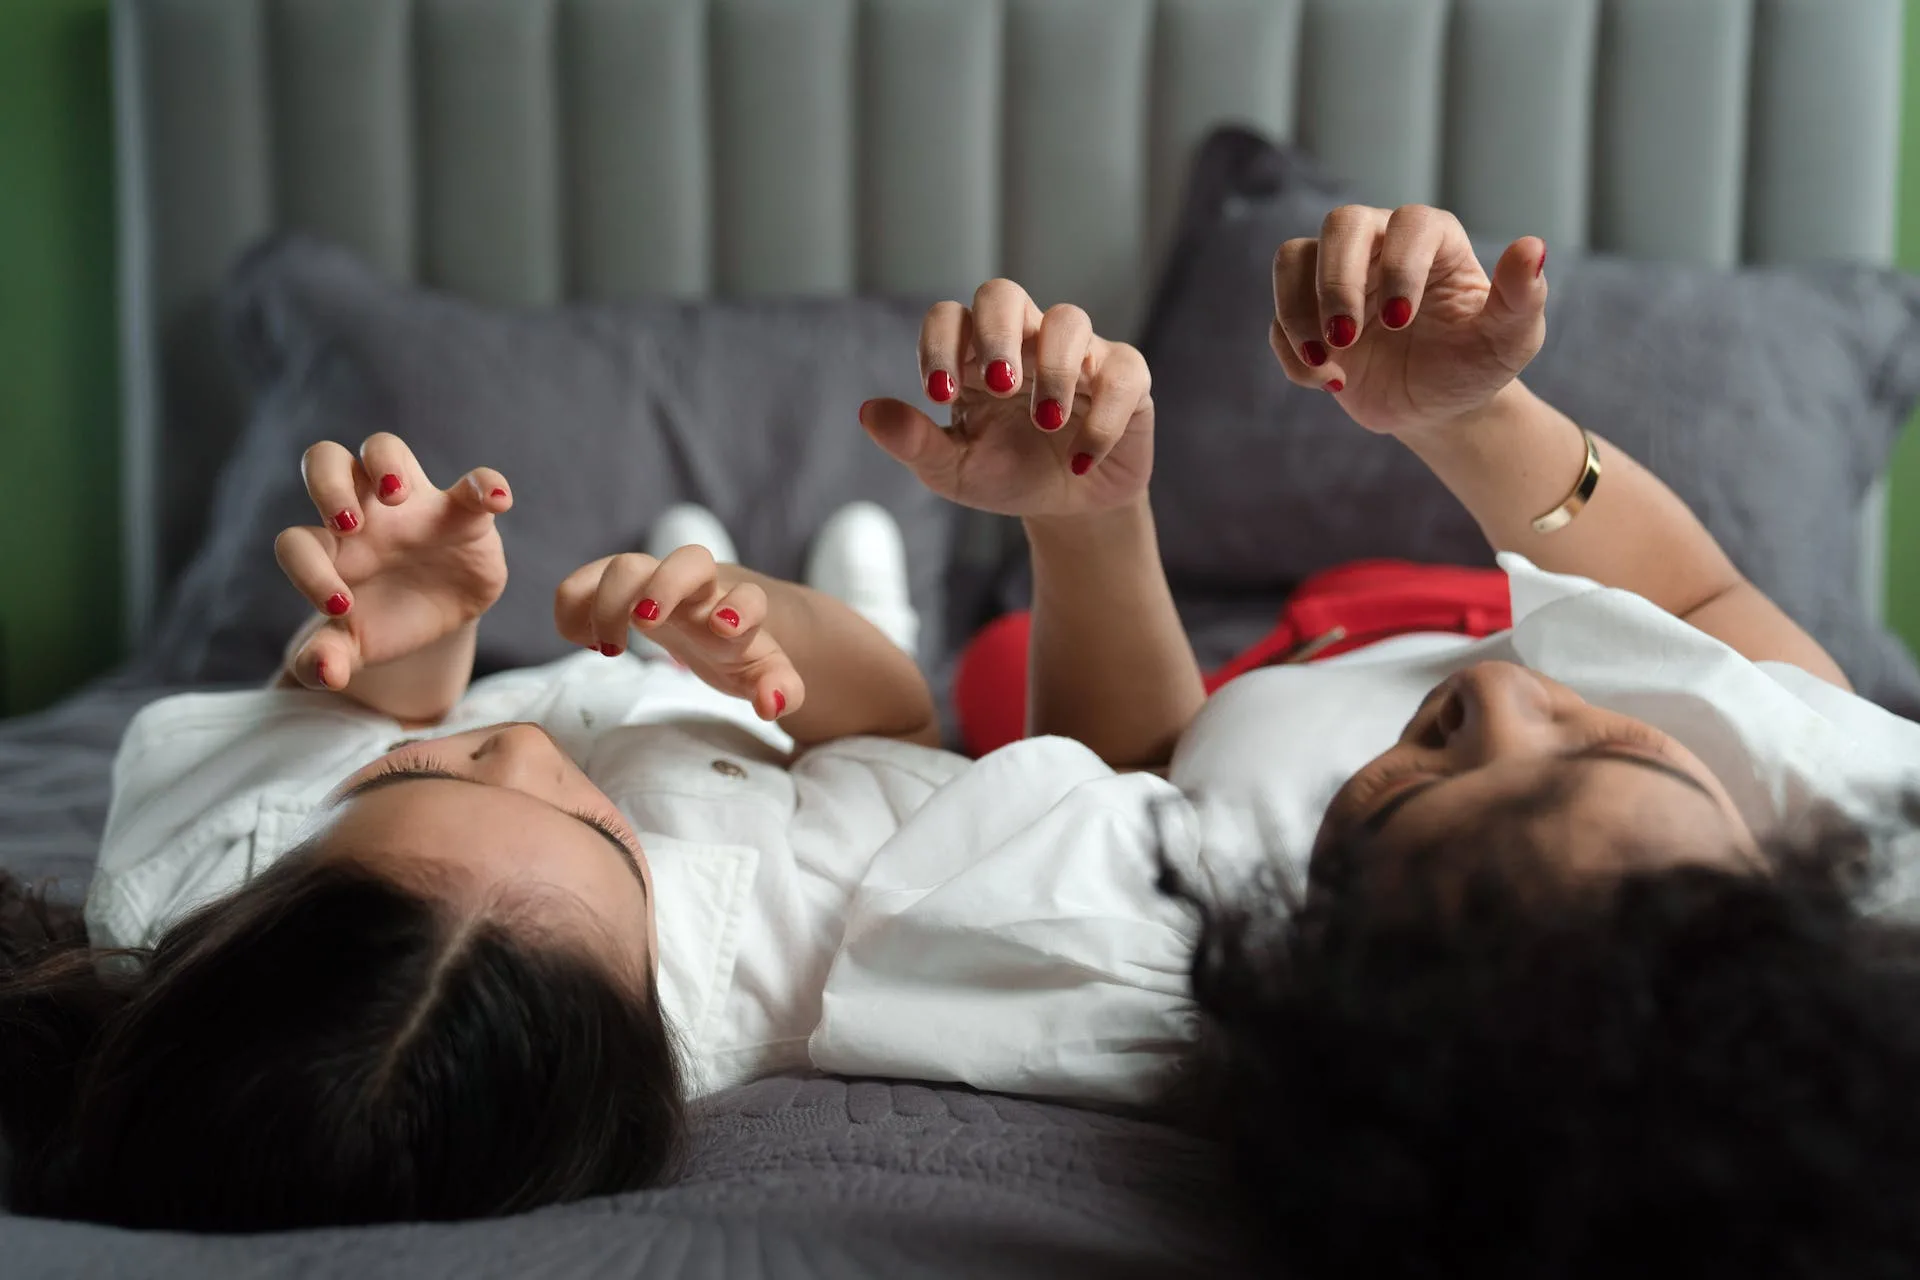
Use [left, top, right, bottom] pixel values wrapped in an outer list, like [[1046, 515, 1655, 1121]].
[[954, 560, 1512, 758]]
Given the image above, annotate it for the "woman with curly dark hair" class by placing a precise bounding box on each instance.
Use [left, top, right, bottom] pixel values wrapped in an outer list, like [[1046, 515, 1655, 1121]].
[[846, 203, 1920, 1275]]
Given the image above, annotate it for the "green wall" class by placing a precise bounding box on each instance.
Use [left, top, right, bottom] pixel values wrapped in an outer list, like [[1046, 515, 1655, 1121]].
[[0, 0, 118, 716], [1, 0, 1919, 714]]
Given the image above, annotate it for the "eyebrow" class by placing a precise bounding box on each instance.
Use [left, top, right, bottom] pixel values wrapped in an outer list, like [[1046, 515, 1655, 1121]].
[[338, 770, 649, 898], [1362, 744, 1720, 838]]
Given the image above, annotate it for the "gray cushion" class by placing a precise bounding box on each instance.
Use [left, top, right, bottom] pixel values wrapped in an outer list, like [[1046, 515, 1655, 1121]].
[[1138, 128, 1920, 713], [151, 237, 961, 688]]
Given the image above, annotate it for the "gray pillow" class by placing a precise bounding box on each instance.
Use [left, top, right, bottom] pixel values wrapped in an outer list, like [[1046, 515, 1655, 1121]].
[[153, 236, 963, 687], [1139, 127, 1920, 713]]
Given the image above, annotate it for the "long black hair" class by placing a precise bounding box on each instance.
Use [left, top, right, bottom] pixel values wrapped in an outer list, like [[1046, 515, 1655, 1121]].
[[0, 851, 686, 1231], [1167, 797, 1920, 1279]]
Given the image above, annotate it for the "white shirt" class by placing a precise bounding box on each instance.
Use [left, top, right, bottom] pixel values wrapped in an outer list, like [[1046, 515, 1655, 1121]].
[[94, 557, 1920, 1109], [809, 556, 1920, 1102], [90, 652, 967, 1094]]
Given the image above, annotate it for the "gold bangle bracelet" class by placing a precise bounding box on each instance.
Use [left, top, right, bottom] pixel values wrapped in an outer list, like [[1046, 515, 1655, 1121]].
[[1530, 428, 1602, 534]]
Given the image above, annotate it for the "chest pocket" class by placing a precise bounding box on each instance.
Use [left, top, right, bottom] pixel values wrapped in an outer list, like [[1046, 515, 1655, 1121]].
[[587, 722, 798, 843]]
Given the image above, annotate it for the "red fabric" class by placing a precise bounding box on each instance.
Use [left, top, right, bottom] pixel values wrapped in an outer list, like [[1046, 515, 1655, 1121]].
[[953, 559, 1513, 757]]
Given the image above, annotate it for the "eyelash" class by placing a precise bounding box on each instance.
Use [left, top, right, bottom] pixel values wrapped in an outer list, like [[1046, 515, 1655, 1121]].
[[1347, 722, 1673, 818], [367, 757, 635, 851]]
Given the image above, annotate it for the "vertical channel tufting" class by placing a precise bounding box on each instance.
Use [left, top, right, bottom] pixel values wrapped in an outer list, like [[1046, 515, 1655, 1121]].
[[1592, 0, 1752, 265], [1746, 0, 1902, 266], [1443, 0, 1597, 252], [1002, 0, 1153, 334], [268, 0, 415, 281], [561, 0, 712, 299], [859, 0, 1003, 298], [125, 0, 275, 601], [1148, 0, 1303, 277], [416, 0, 563, 305], [1297, 0, 1450, 211], [711, 0, 858, 295]]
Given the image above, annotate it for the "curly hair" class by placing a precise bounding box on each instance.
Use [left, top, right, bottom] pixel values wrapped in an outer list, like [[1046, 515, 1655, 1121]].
[[1167, 795, 1920, 1280]]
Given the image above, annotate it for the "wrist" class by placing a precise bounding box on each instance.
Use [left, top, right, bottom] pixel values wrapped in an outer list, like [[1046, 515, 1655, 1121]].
[[1022, 495, 1155, 549], [1396, 380, 1536, 458]]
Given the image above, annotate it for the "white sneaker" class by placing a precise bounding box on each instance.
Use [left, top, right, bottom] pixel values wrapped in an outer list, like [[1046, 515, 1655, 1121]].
[[806, 501, 920, 656], [647, 503, 737, 564]]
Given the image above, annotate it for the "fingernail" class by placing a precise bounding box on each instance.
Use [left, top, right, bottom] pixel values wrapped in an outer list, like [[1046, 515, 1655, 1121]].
[[1035, 398, 1066, 431], [715, 607, 741, 629], [599, 643, 622, 657], [331, 509, 358, 533], [633, 599, 661, 623], [927, 370, 956, 402], [772, 689, 787, 716], [1537, 245, 1549, 279], [1326, 315, 1358, 349], [1325, 380, 1345, 394], [314, 659, 329, 687], [490, 487, 507, 499], [1071, 452, 1094, 476], [324, 592, 350, 616], [985, 359, 1017, 395], [379, 473, 403, 499], [1382, 297, 1413, 330], [1302, 340, 1329, 368]]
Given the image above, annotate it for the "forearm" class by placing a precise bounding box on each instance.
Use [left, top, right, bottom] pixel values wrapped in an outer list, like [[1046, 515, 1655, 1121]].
[[276, 618, 479, 726], [1023, 498, 1206, 768], [1404, 381, 1846, 685], [718, 567, 938, 748]]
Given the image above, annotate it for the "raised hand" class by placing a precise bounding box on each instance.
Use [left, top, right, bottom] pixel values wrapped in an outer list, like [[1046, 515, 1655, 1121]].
[[1269, 204, 1548, 437], [858, 278, 1154, 520], [554, 546, 801, 722], [274, 434, 510, 691]]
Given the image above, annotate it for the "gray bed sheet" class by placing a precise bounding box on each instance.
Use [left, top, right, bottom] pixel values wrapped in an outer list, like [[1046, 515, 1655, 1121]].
[[0, 677, 1252, 1278]]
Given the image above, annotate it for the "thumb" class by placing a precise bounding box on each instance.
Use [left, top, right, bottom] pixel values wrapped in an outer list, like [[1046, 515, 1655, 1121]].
[[858, 398, 961, 490], [293, 624, 361, 691], [1476, 236, 1549, 368]]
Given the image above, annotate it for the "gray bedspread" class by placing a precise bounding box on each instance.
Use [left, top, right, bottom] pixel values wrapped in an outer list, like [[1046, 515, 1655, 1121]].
[[0, 679, 1251, 1278]]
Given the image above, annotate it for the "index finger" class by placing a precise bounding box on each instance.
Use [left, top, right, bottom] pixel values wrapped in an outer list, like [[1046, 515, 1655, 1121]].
[[919, 301, 972, 405], [1316, 204, 1390, 350]]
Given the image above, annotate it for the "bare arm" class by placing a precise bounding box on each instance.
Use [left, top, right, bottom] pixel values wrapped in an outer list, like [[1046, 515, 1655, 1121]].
[[1022, 500, 1206, 767], [1403, 382, 1848, 688], [716, 565, 939, 748]]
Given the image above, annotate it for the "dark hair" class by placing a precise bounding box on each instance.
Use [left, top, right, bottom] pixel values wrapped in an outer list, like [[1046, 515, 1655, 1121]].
[[1166, 797, 1920, 1279], [0, 852, 687, 1231]]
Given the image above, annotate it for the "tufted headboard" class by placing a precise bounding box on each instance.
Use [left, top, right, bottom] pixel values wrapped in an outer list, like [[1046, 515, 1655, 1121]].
[[113, 0, 1906, 645]]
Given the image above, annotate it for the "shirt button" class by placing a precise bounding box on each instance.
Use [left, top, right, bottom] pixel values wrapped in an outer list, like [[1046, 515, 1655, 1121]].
[[710, 759, 747, 779]]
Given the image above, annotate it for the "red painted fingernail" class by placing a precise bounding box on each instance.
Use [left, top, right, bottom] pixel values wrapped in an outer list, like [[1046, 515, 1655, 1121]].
[[1537, 245, 1549, 279], [324, 592, 350, 616], [1071, 452, 1094, 476], [379, 473, 403, 498], [772, 689, 787, 715], [927, 370, 955, 402], [1302, 340, 1329, 368], [331, 509, 358, 533], [490, 487, 507, 498], [1326, 315, 1358, 348], [599, 643, 621, 657], [633, 599, 661, 622], [314, 659, 329, 686], [1035, 398, 1066, 431], [715, 607, 741, 629], [1325, 380, 1345, 393], [985, 359, 1017, 394], [1382, 297, 1413, 330]]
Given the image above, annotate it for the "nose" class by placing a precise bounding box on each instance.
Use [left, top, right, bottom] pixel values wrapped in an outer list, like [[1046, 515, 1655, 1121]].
[[468, 722, 569, 788], [1429, 662, 1564, 765]]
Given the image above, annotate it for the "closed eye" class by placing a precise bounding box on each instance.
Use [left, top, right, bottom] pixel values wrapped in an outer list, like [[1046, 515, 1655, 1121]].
[[336, 763, 648, 896]]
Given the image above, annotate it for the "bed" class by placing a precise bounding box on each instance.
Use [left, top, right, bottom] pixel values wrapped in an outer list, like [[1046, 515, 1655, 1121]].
[[1, 0, 1910, 1274]]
